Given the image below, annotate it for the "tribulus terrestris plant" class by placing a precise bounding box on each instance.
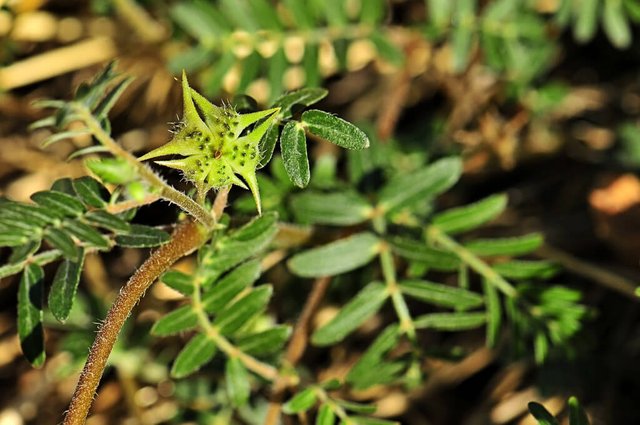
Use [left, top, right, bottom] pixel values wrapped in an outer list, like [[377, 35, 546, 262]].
[[0, 63, 587, 424]]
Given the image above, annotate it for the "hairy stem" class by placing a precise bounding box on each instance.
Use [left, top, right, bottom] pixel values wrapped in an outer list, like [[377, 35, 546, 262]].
[[77, 107, 216, 229], [379, 243, 416, 340], [63, 220, 208, 425]]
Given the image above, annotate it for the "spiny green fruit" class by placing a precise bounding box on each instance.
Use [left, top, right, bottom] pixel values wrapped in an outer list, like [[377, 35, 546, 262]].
[[139, 72, 279, 214]]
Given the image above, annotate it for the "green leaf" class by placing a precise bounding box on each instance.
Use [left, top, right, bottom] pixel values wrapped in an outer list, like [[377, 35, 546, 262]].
[[568, 397, 590, 425], [464, 233, 543, 257], [414, 312, 486, 330], [202, 212, 278, 281], [115, 224, 170, 248], [235, 325, 291, 356], [603, 0, 631, 48], [31, 190, 85, 218], [267, 47, 287, 102], [316, 404, 336, 425], [84, 210, 130, 233], [312, 282, 388, 346], [283, 388, 318, 414], [214, 285, 273, 336], [451, 0, 476, 71], [0, 201, 55, 227], [151, 305, 198, 336], [226, 357, 250, 407], [378, 157, 462, 215], [432, 194, 507, 234], [48, 249, 85, 322], [171, 333, 217, 378], [170, 1, 228, 41], [93, 76, 134, 118], [399, 280, 484, 310], [64, 220, 110, 249], [280, 121, 310, 188], [574, 0, 599, 43], [160, 270, 193, 296], [303, 43, 320, 87], [389, 237, 459, 271], [428, 0, 453, 29], [203, 260, 262, 313], [283, 0, 315, 28], [301, 110, 370, 150], [493, 260, 560, 279], [0, 262, 26, 279], [336, 400, 376, 414], [290, 191, 372, 225], [273, 88, 328, 119], [288, 232, 381, 277], [258, 123, 280, 169], [44, 227, 80, 261], [527, 402, 560, 425], [0, 233, 30, 247], [483, 279, 501, 347], [370, 32, 404, 66], [349, 417, 399, 425], [18, 264, 45, 367], [72, 177, 109, 208], [9, 240, 41, 263], [347, 324, 400, 388]]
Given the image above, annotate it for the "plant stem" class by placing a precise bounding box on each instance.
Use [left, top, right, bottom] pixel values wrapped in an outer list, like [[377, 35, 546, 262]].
[[77, 107, 216, 229], [63, 220, 208, 425], [425, 225, 517, 298], [379, 243, 416, 340]]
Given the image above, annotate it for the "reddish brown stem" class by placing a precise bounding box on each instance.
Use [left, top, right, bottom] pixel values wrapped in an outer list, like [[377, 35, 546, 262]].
[[63, 220, 208, 425]]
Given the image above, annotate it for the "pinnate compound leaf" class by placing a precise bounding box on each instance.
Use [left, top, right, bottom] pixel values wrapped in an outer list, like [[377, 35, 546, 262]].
[[399, 280, 484, 310], [31, 190, 85, 218], [72, 176, 109, 208], [290, 191, 372, 226], [432, 194, 507, 234], [568, 397, 590, 425], [235, 325, 291, 356], [226, 357, 250, 407], [301, 110, 370, 150], [171, 333, 217, 378], [214, 285, 273, 336], [115, 224, 170, 248], [316, 404, 335, 425], [414, 312, 486, 330], [48, 249, 85, 322], [281, 121, 310, 188], [288, 232, 381, 277], [18, 264, 45, 367], [151, 305, 198, 336], [378, 157, 462, 215], [202, 260, 262, 313], [527, 402, 560, 425], [283, 388, 318, 414], [312, 282, 388, 346], [465, 233, 543, 257]]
